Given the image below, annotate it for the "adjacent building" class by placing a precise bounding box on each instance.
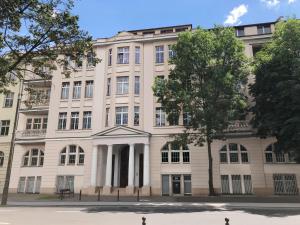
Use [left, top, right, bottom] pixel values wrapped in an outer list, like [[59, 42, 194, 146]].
[[5, 20, 300, 196]]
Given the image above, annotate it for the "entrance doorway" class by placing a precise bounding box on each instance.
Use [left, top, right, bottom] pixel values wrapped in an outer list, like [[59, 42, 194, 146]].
[[172, 175, 181, 194], [119, 146, 129, 187]]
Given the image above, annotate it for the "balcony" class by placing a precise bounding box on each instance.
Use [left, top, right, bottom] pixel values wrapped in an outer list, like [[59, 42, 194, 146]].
[[225, 120, 252, 133], [20, 98, 50, 112], [16, 129, 46, 139]]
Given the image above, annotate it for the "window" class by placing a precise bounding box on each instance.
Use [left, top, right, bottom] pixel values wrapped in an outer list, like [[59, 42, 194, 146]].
[[168, 110, 179, 126], [0, 151, 4, 167], [25, 119, 32, 130], [59, 145, 85, 166], [72, 81, 81, 99], [273, 174, 298, 195], [221, 175, 230, 194], [22, 149, 44, 167], [236, 28, 245, 37], [0, 120, 10, 136], [87, 51, 96, 68], [115, 106, 128, 125], [135, 46, 140, 64], [134, 106, 139, 126], [221, 174, 252, 195], [265, 143, 295, 163], [108, 49, 112, 66], [3, 92, 14, 107], [116, 76, 129, 95], [19, 176, 42, 194], [56, 175, 74, 193], [17, 177, 26, 193], [42, 118, 47, 129], [161, 144, 169, 163], [171, 143, 180, 163], [231, 175, 242, 194], [161, 143, 190, 164], [106, 78, 111, 96], [155, 107, 165, 126], [155, 46, 164, 63], [70, 112, 79, 130], [134, 76, 140, 95], [75, 55, 83, 69], [105, 108, 109, 127], [219, 143, 248, 164], [85, 80, 94, 98], [58, 112, 67, 130], [183, 111, 191, 126], [182, 145, 190, 163], [184, 175, 192, 195], [257, 25, 271, 35], [61, 82, 70, 100], [117, 47, 129, 64], [168, 45, 175, 59], [33, 118, 41, 130], [244, 175, 253, 194], [82, 111, 92, 129]]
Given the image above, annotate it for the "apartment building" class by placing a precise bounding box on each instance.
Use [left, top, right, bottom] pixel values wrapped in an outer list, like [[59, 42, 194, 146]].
[[0, 80, 20, 193], [7, 21, 300, 196]]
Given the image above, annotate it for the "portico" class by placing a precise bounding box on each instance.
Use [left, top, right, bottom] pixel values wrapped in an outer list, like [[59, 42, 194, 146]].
[[91, 126, 151, 195]]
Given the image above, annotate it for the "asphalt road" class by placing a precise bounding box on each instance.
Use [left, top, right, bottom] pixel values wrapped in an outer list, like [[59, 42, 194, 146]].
[[1, 204, 300, 225]]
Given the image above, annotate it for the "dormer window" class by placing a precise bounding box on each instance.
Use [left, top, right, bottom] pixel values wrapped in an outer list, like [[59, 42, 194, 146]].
[[236, 28, 245, 37]]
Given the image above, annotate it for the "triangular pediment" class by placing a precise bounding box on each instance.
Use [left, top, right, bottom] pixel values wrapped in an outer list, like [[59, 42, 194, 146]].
[[93, 126, 151, 138]]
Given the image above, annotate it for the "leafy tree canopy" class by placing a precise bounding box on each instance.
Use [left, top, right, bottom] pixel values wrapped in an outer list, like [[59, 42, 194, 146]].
[[250, 19, 300, 160], [153, 26, 249, 195], [0, 0, 97, 92]]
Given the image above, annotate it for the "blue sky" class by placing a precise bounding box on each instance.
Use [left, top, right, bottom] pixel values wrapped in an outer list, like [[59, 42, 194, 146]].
[[73, 0, 300, 38]]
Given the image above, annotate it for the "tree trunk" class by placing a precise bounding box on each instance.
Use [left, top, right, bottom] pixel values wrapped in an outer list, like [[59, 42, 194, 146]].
[[207, 139, 215, 196]]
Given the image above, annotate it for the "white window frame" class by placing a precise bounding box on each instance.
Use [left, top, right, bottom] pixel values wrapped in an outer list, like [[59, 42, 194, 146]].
[[108, 49, 112, 66], [70, 112, 79, 130], [135, 46, 140, 64], [72, 81, 82, 99], [155, 45, 164, 64], [155, 107, 165, 126], [117, 47, 129, 64], [61, 82, 70, 100], [85, 80, 94, 98], [58, 112, 67, 130], [115, 106, 128, 125], [134, 106, 139, 126], [0, 120, 10, 136], [82, 111, 92, 129], [134, 76, 140, 95], [116, 76, 129, 95], [3, 92, 14, 108]]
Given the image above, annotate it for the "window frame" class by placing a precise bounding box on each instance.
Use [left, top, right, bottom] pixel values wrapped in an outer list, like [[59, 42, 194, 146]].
[[115, 106, 128, 126], [117, 47, 129, 64], [116, 76, 129, 95], [3, 92, 14, 108], [155, 45, 164, 64]]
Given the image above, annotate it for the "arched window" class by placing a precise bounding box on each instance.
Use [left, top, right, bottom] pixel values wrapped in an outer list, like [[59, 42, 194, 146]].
[[219, 143, 248, 164], [265, 143, 295, 163], [22, 149, 44, 167], [0, 151, 4, 167], [59, 145, 85, 166], [161, 142, 190, 163]]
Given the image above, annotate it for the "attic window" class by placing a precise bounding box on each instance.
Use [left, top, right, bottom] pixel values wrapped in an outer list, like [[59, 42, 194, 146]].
[[143, 31, 155, 35], [161, 29, 173, 34], [175, 28, 187, 32]]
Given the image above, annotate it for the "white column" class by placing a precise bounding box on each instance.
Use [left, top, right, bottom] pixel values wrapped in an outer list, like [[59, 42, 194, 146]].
[[105, 145, 113, 187], [143, 144, 150, 186], [128, 144, 135, 186], [91, 145, 98, 186]]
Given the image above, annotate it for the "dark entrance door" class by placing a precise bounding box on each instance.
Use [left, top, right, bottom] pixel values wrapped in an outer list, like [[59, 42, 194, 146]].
[[120, 146, 129, 187], [172, 175, 181, 194], [139, 154, 144, 187]]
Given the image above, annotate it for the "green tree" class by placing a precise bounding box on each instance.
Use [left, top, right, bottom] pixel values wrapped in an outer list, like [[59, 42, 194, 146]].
[[250, 19, 300, 161], [0, 0, 97, 92], [153, 27, 249, 195]]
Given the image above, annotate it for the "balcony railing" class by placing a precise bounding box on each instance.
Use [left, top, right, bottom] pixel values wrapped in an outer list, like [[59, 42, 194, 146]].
[[16, 129, 46, 138], [21, 98, 50, 110], [225, 120, 252, 132]]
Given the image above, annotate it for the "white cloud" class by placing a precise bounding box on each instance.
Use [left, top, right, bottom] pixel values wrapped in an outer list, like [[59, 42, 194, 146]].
[[288, 0, 296, 4], [261, 0, 281, 8], [224, 4, 248, 25]]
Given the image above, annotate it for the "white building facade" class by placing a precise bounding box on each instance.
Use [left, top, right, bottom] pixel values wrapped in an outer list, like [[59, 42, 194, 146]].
[[8, 22, 300, 196]]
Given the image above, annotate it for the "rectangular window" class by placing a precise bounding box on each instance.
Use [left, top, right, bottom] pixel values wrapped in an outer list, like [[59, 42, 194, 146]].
[[42, 118, 48, 129], [257, 25, 271, 35], [244, 175, 253, 194], [134, 76, 140, 95], [135, 46, 140, 64], [184, 175, 192, 195], [73, 81, 81, 99], [85, 80, 94, 98], [236, 28, 245, 37], [115, 106, 128, 125], [70, 112, 79, 130], [0, 120, 10, 136], [82, 111, 92, 129], [273, 174, 298, 195], [33, 118, 41, 130], [155, 107, 165, 126], [26, 118, 32, 130], [171, 150, 180, 163], [87, 52, 95, 68], [58, 112, 67, 130], [275, 151, 286, 163], [106, 78, 111, 96], [56, 176, 74, 192], [231, 175, 242, 194], [168, 110, 179, 126], [25, 176, 35, 193], [108, 49, 112, 66], [17, 177, 26, 193], [155, 45, 164, 63], [161, 151, 168, 163], [117, 47, 129, 64], [68, 145, 76, 164], [134, 106, 139, 126], [105, 108, 109, 127], [229, 143, 239, 163], [3, 92, 14, 108], [61, 82, 70, 100], [221, 175, 230, 194], [116, 76, 129, 95], [75, 55, 83, 68], [182, 151, 190, 163], [30, 149, 39, 166], [168, 45, 175, 59]]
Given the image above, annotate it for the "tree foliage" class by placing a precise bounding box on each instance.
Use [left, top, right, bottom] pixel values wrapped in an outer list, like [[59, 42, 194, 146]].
[[0, 0, 97, 92], [250, 19, 300, 160], [153, 27, 249, 195]]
